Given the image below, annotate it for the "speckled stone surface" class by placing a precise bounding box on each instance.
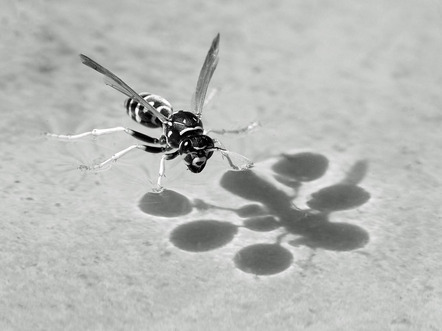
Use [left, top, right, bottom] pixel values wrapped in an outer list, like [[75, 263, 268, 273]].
[[1, 0, 442, 329]]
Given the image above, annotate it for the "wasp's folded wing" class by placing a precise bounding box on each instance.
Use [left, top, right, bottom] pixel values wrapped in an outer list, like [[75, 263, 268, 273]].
[[191, 33, 220, 116], [79, 54, 167, 123]]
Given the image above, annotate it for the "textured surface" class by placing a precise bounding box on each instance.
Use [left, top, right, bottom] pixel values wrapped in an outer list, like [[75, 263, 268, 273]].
[[1, 0, 442, 330]]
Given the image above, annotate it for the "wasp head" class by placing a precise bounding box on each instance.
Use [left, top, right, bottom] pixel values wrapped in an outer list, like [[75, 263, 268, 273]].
[[179, 135, 215, 173]]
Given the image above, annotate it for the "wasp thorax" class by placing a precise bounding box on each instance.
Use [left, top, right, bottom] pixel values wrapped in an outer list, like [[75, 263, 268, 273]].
[[163, 110, 204, 148], [179, 135, 215, 173]]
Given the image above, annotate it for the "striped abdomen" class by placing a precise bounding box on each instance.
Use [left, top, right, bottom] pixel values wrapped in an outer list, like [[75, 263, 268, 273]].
[[124, 93, 173, 128]]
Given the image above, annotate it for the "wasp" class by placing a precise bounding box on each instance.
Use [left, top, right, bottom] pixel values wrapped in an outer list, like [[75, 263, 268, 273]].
[[46, 34, 256, 191]]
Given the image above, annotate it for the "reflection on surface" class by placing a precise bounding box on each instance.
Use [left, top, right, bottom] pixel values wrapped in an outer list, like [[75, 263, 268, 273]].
[[138, 152, 371, 276]]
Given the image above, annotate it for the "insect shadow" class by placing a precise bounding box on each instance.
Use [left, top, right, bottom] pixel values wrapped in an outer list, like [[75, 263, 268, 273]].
[[139, 152, 371, 276]]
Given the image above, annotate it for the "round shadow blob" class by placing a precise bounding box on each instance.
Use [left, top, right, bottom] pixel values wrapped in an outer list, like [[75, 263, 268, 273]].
[[272, 152, 329, 182], [138, 189, 192, 217], [282, 211, 329, 235], [234, 244, 293, 275], [307, 184, 370, 211], [290, 222, 369, 251], [170, 220, 238, 252], [243, 216, 281, 232], [236, 204, 267, 217]]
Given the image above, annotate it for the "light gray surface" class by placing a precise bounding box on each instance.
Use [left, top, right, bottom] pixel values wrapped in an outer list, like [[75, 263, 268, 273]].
[[1, 0, 442, 329]]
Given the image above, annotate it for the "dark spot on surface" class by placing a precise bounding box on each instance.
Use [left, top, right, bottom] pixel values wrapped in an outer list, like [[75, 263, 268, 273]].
[[289, 221, 369, 251], [282, 211, 329, 235], [307, 184, 370, 211], [272, 152, 329, 182], [234, 244, 293, 275], [236, 204, 267, 217], [243, 216, 280, 232], [273, 175, 302, 190], [220, 170, 292, 211], [341, 160, 369, 185], [170, 220, 237, 252], [139, 189, 192, 217], [38, 63, 56, 74]]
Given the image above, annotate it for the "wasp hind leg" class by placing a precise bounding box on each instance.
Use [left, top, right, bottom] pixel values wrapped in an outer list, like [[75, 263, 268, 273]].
[[46, 127, 164, 145]]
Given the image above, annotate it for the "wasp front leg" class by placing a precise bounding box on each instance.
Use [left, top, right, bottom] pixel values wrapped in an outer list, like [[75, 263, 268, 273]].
[[155, 151, 180, 192]]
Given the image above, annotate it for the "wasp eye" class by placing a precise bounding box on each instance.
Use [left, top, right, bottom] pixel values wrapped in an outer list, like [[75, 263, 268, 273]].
[[180, 139, 193, 153]]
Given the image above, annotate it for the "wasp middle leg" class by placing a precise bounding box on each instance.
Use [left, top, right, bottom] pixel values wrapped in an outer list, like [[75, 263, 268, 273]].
[[205, 121, 260, 135], [79, 144, 170, 171]]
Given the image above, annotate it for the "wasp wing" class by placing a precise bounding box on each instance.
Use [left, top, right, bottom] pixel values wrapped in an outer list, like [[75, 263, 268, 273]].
[[191, 33, 220, 116], [79, 54, 168, 123]]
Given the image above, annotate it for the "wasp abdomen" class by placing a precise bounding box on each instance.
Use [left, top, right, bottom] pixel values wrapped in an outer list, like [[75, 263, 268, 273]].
[[125, 93, 173, 128]]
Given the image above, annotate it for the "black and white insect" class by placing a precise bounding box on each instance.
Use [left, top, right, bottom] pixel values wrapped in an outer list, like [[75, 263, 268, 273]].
[[46, 34, 256, 191]]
